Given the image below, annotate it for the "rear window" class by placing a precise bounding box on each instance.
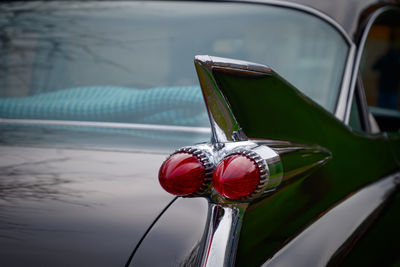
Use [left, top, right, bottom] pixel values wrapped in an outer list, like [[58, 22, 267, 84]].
[[0, 1, 349, 126]]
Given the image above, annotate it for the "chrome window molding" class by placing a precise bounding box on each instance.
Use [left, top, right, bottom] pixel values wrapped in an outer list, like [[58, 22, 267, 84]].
[[355, 75, 373, 132], [229, 0, 353, 44], [341, 6, 400, 125], [335, 45, 356, 122], [0, 118, 211, 134]]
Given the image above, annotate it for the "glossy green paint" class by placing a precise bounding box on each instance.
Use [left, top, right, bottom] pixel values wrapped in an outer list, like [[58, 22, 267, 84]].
[[269, 145, 331, 184], [340, 190, 400, 266], [212, 69, 400, 266]]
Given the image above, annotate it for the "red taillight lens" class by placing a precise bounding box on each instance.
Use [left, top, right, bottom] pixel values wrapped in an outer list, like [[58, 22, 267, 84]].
[[159, 152, 205, 196], [213, 154, 260, 199]]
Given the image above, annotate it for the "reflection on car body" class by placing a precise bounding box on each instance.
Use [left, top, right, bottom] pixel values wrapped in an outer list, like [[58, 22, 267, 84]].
[[0, 1, 399, 267]]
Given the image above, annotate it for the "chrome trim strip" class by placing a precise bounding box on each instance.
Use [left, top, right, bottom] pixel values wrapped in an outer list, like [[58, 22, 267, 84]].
[[0, 118, 211, 134], [334, 44, 356, 121], [341, 6, 398, 124], [202, 55, 272, 74], [262, 171, 400, 267], [199, 203, 248, 267]]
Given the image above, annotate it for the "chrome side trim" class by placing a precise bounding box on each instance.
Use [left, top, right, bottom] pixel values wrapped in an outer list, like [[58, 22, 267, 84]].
[[0, 118, 211, 134], [199, 203, 248, 267], [200, 55, 272, 74], [262, 171, 400, 267], [341, 6, 399, 124]]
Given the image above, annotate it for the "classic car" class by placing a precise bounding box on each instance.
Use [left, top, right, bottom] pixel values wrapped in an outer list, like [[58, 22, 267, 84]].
[[0, 0, 399, 266]]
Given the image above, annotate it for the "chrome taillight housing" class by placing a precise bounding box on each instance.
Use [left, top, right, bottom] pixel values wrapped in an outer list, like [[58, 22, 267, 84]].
[[213, 151, 264, 200], [158, 147, 214, 196], [213, 145, 282, 200], [213, 153, 261, 199], [158, 142, 282, 201]]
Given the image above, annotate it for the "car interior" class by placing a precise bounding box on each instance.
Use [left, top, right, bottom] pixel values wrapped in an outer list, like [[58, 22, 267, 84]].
[[360, 9, 400, 132]]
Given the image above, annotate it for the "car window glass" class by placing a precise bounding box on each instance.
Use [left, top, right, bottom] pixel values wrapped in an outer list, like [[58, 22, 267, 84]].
[[359, 9, 400, 132], [349, 93, 363, 132], [0, 2, 349, 125]]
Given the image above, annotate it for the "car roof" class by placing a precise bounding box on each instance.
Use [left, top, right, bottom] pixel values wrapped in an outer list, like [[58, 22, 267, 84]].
[[274, 0, 399, 38], [226, 0, 399, 41]]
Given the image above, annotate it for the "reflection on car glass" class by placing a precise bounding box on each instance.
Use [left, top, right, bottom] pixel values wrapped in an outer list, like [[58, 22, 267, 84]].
[[0, 2, 349, 113], [0, 86, 209, 127]]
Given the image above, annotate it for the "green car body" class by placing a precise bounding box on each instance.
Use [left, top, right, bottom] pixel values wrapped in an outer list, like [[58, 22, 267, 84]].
[[211, 63, 400, 266]]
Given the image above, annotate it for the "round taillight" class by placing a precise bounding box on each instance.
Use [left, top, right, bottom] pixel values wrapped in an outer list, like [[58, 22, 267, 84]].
[[159, 152, 206, 196], [213, 154, 261, 200]]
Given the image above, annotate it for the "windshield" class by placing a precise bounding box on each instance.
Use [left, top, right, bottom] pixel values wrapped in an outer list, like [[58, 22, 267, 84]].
[[0, 1, 349, 126]]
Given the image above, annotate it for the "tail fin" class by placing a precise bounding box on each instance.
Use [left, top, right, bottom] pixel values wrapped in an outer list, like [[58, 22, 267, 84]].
[[194, 55, 345, 146]]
